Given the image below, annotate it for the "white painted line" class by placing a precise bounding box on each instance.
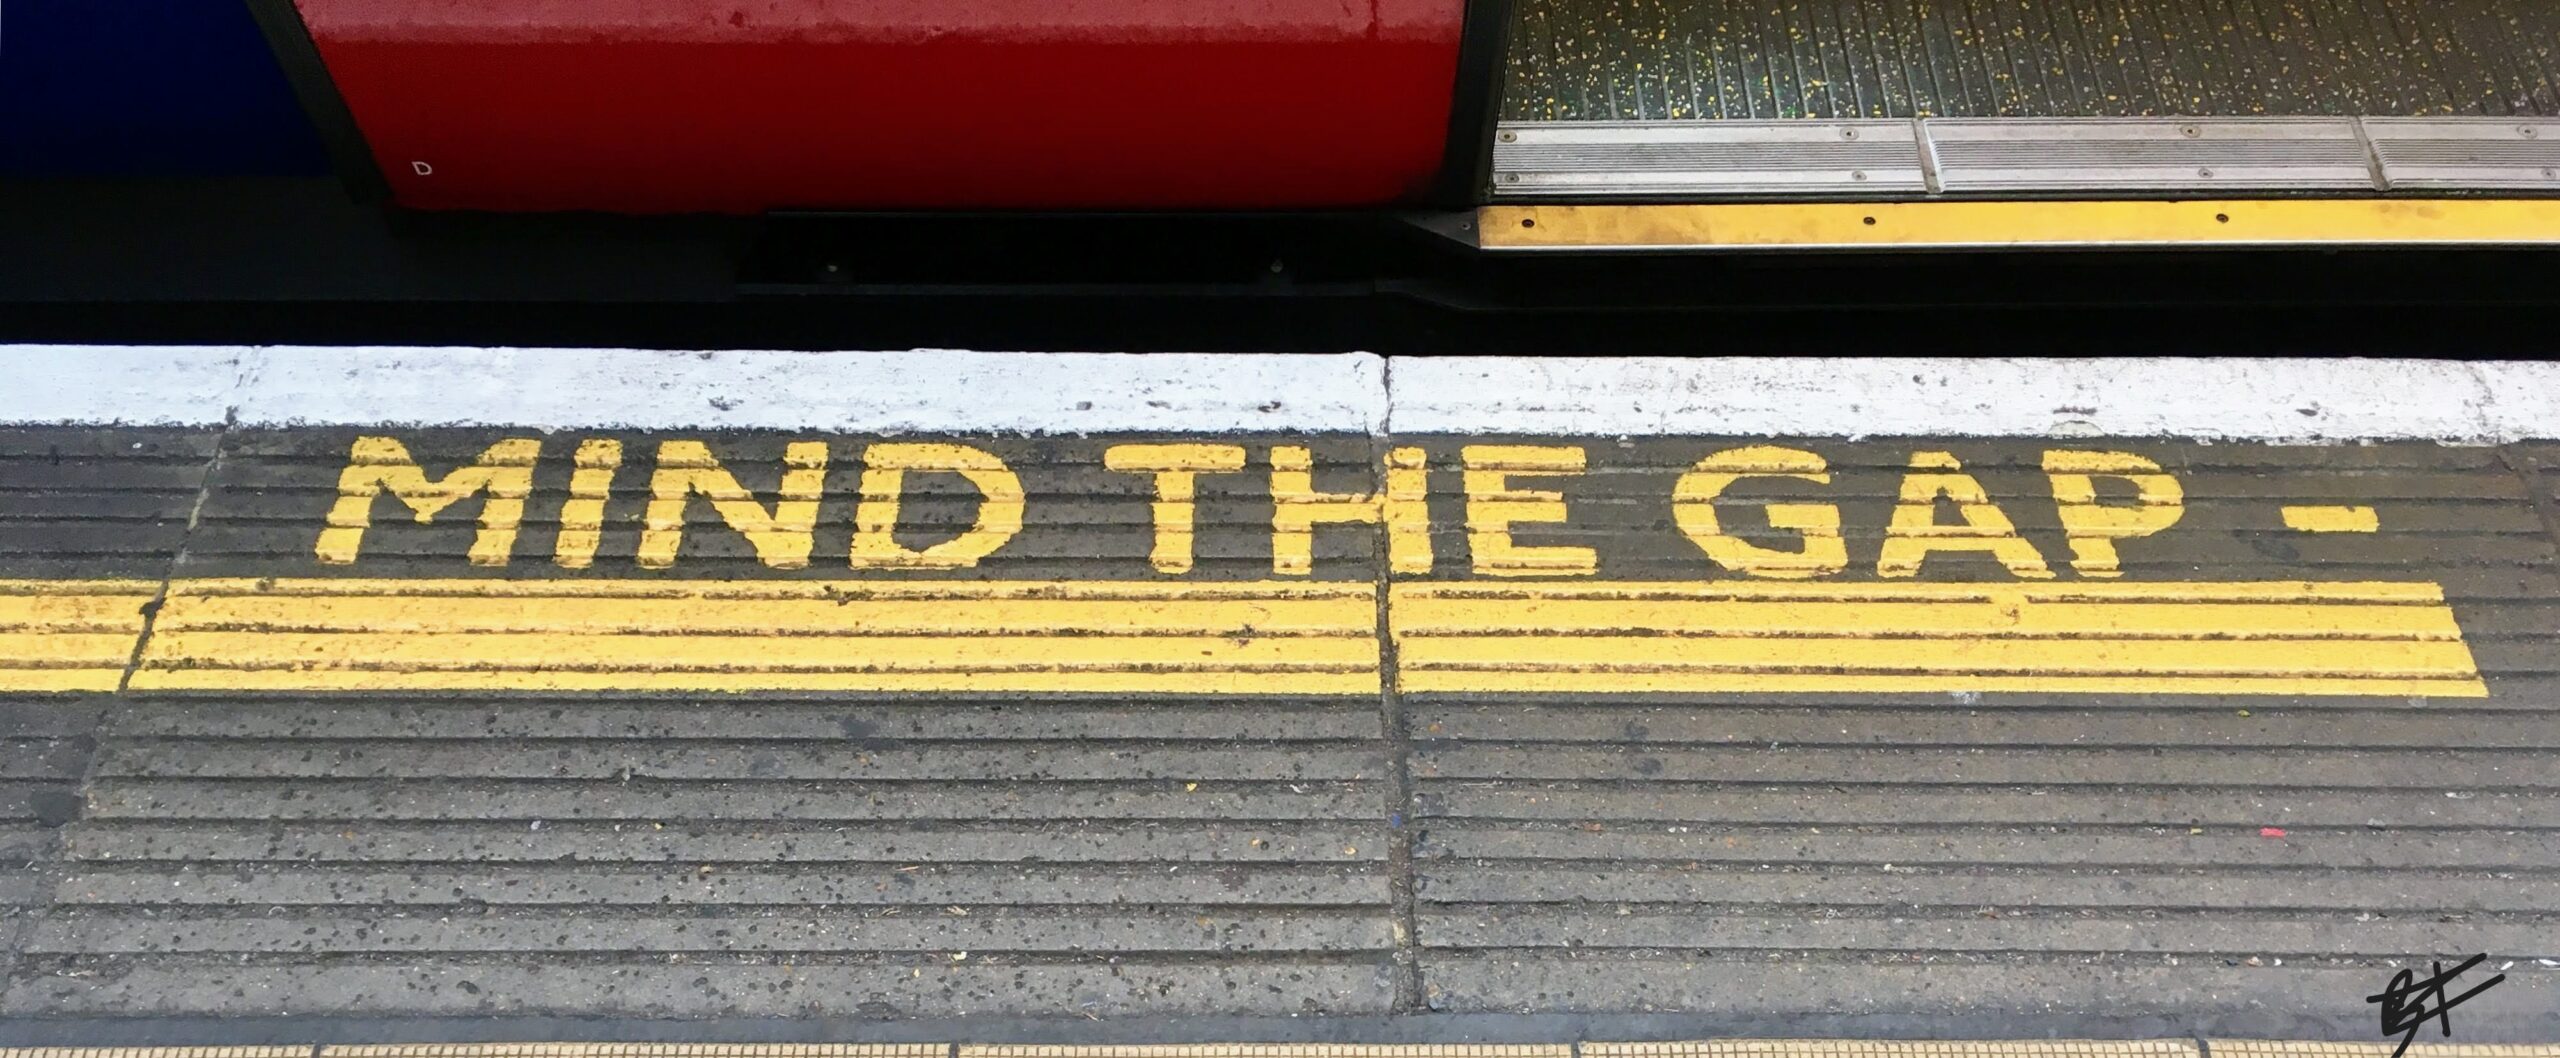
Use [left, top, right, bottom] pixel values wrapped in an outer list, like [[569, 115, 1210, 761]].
[[1387, 356, 2555, 442], [0, 346, 250, 426], [2472, 360, 2560, 440], [0, 346, 1388, 434], [239, 347, 1390, 433], [3, 347, 2555, 441]]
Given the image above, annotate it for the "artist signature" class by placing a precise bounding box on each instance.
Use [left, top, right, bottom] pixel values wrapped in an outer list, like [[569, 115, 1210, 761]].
[[2367, 953, 2507, 1058]]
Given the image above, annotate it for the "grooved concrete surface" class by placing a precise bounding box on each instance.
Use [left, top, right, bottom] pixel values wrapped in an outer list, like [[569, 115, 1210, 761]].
[[1501, 0, 2560, 120], [1, 425, 2557, 1038]]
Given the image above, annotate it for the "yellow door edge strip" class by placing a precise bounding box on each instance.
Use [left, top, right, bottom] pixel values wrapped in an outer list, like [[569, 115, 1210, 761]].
[[1478, 200, 2560, 251]]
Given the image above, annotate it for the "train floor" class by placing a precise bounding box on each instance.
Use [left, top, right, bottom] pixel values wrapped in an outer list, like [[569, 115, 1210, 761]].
[[1501, 0, 2560, 121]]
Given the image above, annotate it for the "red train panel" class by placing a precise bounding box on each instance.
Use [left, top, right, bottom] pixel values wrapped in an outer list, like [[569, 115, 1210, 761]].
[[295, 0, 1469, 213]]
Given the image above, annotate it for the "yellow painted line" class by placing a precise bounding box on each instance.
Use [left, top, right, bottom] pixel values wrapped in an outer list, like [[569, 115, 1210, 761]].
[[1587, 1044, 2199, 1058], [132, 668, 1384, 694], [0, 1051, 312, 1058], [23, 1044, 2560, 1058], [163, 593, 1368, 636], [2282, 504, 2383, 532], [1404, 634, 2475, 675], [1395, 597, 2464, 640], [1403, 580, 2456, 602], [1478, 200, 2560, 250], [143, 631, 1377, 671], [963, 1049, 1570, 1058], [0, 591, 171, 630], [1402, 671, 2483, 696], [326, 1048, 944, 1058], [13, 1045, 2554, 1058], [0, 576, 2495, 697], [131, 578, 1381, 695], [169, 578, 1376, 600], [1394, 581, 2487, 697], [0, 579, 157, 692], [2213, 1044, 2560, 1058]]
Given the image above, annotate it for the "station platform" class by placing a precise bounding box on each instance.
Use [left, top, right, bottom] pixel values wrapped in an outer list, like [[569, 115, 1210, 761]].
[[1487, 0, 2560, 216], [0, 350, 2557, 1045]]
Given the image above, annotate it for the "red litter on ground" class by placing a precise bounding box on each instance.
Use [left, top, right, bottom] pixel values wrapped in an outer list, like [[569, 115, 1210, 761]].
[[2259, 827, 2288, 838]]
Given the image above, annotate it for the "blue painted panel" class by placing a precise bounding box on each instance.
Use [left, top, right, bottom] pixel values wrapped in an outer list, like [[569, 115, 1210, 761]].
[[1, 0, 327, 174]]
